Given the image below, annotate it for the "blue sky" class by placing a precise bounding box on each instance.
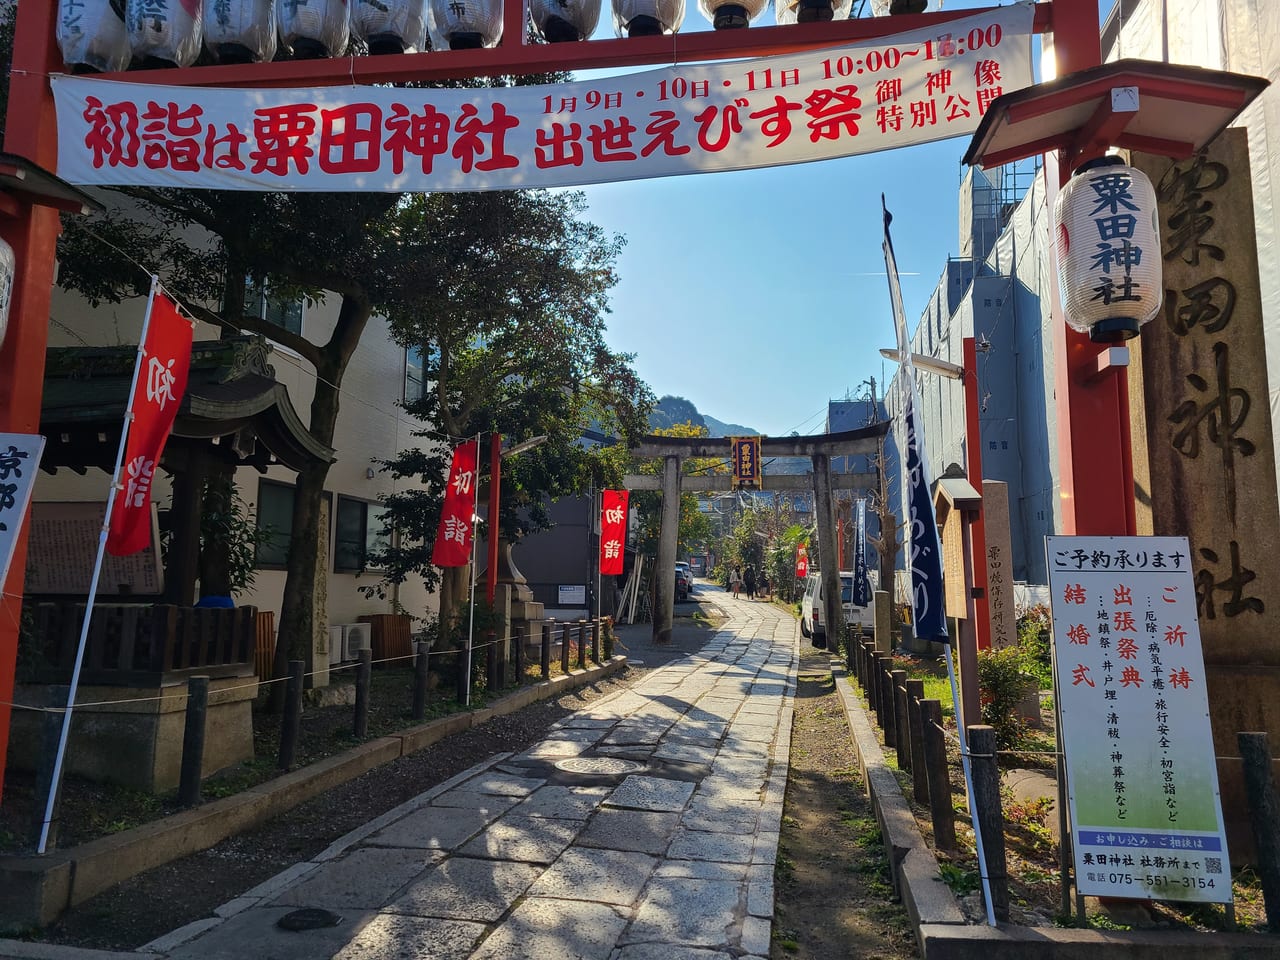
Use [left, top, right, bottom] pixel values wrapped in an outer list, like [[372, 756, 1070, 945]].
[[578, 1, 1116, 436]]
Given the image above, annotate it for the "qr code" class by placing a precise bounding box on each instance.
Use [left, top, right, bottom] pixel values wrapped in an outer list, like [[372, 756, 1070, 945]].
[[1205, 857, 1222, 874]]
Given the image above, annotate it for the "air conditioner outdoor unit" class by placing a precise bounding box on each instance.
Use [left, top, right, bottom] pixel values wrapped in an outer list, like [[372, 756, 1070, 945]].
[[344, 622, 372, 662], [328, 625, 346, 663]]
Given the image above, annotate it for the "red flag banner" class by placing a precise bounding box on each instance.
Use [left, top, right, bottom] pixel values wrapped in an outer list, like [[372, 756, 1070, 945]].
[[600, 490, 629, 576], [432, 440, 479, 568], [107, 291, 192, 556], [795, 544, 809, 580]]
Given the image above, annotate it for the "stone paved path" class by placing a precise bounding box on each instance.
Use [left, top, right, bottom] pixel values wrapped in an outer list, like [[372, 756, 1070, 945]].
[[148, 594, 797, 960]]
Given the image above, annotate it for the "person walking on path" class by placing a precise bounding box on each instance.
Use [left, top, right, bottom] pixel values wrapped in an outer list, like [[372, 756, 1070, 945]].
[[743, 565, 757, 601], [730, 565, 742, 599]]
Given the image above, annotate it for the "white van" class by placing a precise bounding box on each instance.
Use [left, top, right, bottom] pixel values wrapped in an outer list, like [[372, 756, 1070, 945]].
[[800, 570, 878, 642]]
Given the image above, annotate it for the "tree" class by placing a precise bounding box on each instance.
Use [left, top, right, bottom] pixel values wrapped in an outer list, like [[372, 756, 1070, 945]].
[[57, 187, 409, 695], [370, 190, 653, 633]]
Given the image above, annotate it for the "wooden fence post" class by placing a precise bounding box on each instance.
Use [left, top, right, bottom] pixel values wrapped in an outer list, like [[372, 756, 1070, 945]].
[[891, 669, 909, 770], [906, 678, 928, 803], [561, 623, 572, 674], [354, 649, 371, 738], [412, 640, 430, 720], [32, 686, 68, 848], [278, 659, 304, 770], [578, 620, 588, 669], [514, 624, 526, 682], [541, 621, 551, 681], [969, 724, 1009, 921], [179, 675, 209, 807], [1239, 732, 1280, 931], [486, 629, 499, 693], [922, 699, 955, 851], [878, 656, 896, 746]]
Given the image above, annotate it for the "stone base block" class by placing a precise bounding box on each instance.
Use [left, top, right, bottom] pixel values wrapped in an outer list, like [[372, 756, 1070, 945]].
[[9, 675, 258, 793]]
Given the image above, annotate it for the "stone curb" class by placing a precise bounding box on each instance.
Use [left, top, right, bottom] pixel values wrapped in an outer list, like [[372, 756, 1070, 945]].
[[829, 662, 1280, 959], [0, 656, 627, 932], [830, 660, 966, 932]]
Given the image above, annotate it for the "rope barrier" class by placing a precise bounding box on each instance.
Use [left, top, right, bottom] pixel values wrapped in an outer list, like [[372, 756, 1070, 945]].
[[1, 622, 596, 713]]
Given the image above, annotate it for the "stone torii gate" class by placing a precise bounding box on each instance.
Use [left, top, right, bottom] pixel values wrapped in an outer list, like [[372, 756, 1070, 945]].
[[626, 423, 890, 644]]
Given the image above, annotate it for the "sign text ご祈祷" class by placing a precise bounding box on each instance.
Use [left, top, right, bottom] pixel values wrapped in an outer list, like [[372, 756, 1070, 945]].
[[1047, 535, 1231, 904]]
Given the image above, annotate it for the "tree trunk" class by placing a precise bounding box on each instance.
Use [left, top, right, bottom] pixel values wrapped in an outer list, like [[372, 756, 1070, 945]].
[[268, 294, 370, 711]]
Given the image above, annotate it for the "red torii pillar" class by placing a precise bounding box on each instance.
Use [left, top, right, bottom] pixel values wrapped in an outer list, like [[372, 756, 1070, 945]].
[[0, 0, 65, 805]]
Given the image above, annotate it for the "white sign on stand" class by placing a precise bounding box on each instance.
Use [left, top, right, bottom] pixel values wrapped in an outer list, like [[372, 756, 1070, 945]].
[[1047, 535, 1232, 904], [0, 434, 46, 587]]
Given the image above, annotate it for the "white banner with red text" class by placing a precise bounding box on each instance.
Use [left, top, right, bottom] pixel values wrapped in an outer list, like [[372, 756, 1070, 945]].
[[51, 4, 1033, 193], [0, 433, 46, 587]]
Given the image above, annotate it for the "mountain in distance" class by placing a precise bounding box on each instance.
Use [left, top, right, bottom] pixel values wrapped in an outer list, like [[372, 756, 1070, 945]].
[[648, 396, 809, 475], [648, 395, 707, 433], [703, 414, 756, 438]]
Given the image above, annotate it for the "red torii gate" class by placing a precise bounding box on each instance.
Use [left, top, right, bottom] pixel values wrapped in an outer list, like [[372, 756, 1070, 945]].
[[0, 1, 1093, 802]]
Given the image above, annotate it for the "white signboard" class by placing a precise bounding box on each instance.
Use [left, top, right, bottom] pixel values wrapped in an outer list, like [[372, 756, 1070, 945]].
[[558, 584, 587, 606], [0, 433, 45, 587], [50, 5, 1033, 193], [1047, 535, 1232, 904]]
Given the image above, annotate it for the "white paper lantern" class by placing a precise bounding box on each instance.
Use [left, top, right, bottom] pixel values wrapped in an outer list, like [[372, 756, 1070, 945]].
[[697, 0, 763, 28], [529, 0, 600, 41], [0, 237, 12, 351], [277, 0, 350, 57], [203, 0, 277, 62], [351, 0, 426, 53], [1055, 156, 1163, 343], [774, 0, 850, 24], [426, 0, 502, 49], [611, 0, 682, 36], [126, 0, 204, 66], [58, 0, 132, 72]]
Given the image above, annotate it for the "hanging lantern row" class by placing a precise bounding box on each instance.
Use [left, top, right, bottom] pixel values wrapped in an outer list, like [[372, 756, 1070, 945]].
[[1054, 155, 1163, 344], [57, 0, 925, 71]]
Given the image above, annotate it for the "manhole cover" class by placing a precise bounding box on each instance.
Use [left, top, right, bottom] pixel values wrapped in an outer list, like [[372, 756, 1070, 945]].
[[555, 756, 644, 776], [277, 908, 344, 932]]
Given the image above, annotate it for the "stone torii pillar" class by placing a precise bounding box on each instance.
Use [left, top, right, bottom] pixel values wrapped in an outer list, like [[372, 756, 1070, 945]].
[[655, 454, 682, 644], [811, 452, 844, 651]]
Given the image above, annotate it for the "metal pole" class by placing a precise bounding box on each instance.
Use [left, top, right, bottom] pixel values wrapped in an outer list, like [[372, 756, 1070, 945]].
[[943, 641, 996, 926], [38, 278, 160, 854], [962, 337, 992, 651]]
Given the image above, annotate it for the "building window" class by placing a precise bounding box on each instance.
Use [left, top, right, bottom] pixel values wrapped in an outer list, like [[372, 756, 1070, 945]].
[[245, 280, 303, 337], [255, 480, 294, 568], [405, 346, 425, 403], [255, 481, 332, 569], [335, 496, 388, 573]]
